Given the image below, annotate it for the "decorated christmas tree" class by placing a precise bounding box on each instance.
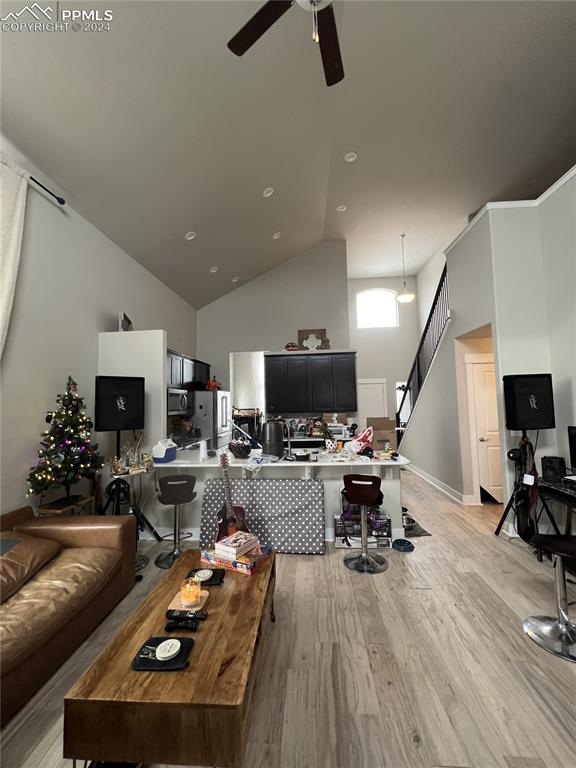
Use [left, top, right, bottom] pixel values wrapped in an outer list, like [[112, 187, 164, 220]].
[[27, 377, 103, 499]]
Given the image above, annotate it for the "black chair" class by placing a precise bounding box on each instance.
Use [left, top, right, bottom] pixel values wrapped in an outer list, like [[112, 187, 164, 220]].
[[516, 486, 576, 662], [155, 475, 196, 569], [342, 474, 388, 574]]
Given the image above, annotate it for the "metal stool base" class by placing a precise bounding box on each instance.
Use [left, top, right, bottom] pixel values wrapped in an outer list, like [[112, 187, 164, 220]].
[[154, 549, 182, 570], [344, 552, 388, 574], [523, 615, 576, 662]]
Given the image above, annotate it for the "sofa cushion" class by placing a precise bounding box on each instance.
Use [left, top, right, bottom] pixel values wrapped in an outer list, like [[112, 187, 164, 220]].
[[0, 546, 121, 673], [0, 531, 61, 604]]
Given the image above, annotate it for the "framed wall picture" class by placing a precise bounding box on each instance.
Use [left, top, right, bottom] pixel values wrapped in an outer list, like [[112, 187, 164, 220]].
[[298, 329, 330, 350]]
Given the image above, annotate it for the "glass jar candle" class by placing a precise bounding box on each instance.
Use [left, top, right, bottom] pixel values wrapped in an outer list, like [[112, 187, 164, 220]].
[[180, 577, 201, 607]]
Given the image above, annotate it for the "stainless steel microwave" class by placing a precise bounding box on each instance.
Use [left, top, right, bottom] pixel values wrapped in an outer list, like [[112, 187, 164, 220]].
[[167, 388, 189, 416]]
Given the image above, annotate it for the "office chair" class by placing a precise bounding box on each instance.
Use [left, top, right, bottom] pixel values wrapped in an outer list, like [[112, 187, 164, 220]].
[[155, 475, 196, 569], [516, 486, 576, 662]]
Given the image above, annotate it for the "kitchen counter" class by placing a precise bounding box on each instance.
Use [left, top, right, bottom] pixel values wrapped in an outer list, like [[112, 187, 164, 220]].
[[156, 447, 408, 540], [167, 447, 409, 469]]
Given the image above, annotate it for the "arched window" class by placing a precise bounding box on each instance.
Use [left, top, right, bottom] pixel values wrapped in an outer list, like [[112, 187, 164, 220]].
[[356, 289, 398, 328]]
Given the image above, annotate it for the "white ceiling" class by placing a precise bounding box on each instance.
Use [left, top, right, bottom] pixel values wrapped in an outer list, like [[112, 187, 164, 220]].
[[2, 1, 575, 308]]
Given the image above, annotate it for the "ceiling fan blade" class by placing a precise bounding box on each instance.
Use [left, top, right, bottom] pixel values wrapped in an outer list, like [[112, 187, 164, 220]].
[[228, 0, 294, 56], [317, 4, 344, 86]]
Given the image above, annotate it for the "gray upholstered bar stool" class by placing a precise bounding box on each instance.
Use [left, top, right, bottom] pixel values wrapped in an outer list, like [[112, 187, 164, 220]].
[[155, 475, 196, 569], [342, 474, 388, 574]]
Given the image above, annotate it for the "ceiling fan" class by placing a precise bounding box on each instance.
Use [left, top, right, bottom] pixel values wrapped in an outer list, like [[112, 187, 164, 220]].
[[227, 0, 344, 87]]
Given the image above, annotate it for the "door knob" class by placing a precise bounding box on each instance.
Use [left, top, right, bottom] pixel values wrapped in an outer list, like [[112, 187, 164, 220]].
[[479, 436, 487, 442]]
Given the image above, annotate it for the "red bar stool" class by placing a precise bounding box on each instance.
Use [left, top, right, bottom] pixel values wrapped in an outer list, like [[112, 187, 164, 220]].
[[342, 474, 388, 574]]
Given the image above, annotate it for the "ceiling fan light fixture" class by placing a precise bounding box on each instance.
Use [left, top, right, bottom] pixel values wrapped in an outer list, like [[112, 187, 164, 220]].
[[397, 233, 416, 304]]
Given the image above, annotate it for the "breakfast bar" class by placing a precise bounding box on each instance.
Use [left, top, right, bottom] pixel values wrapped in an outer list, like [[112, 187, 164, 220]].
[[161, 448, 409, 546]]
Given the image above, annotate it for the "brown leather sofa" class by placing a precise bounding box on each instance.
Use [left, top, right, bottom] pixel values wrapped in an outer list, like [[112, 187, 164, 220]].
[[0, 507, 136, 726]]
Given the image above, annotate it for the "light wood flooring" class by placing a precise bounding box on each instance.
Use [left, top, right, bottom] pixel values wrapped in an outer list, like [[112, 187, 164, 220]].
[[2, 471, 576, 768]]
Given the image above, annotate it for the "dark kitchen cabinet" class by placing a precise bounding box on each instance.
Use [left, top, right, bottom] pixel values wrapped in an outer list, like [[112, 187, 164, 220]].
[[167, 353, 211, 390], [182, 358, 195, 388], [192, 360, 211, 390], [265, 356, 289, 414], [167, 352, 183, 388], [265, 352, 357, 414], [309, 356, 334, 412], [332, 353, 357, 411], [286, 356, 311, 413]]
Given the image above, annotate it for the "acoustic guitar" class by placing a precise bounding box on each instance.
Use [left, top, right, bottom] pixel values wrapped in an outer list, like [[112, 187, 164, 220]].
[[216, 452, 250, 542]]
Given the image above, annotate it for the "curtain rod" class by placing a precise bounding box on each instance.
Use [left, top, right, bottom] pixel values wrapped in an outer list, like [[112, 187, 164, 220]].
[[30, 176, 65, 205]]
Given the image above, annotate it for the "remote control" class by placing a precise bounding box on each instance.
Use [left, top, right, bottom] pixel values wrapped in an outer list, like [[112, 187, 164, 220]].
[[166, 609, 208, 621], [165, 620, 198, 632]]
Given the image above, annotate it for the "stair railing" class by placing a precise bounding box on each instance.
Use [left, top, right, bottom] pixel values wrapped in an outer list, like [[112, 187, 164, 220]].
[[396, 264, 450, 444]]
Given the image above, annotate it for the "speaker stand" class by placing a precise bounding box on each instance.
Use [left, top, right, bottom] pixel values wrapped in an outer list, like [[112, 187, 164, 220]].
[[495, 431, 561, 538]]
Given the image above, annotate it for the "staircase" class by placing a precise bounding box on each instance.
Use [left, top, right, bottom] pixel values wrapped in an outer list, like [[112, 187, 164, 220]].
[[396, 264, 450, 444]]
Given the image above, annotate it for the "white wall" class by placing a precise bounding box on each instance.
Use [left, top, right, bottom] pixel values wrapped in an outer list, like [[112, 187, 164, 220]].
[[1, 186, 197, 513], [539, 178, 576, 460], [399, 213, 495, 500], [197, 241, 350, 389], [416, 250, 446, 332], [400, 167, 576, 501], [348, 276, 420, 418]]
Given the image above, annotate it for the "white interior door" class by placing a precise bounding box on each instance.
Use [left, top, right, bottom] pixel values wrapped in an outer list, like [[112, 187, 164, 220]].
[[357, 379, 388, 426], [472, 363, 502, 502]]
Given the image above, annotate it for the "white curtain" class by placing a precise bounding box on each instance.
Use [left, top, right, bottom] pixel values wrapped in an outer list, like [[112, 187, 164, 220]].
[[0, 162, 29, 359]]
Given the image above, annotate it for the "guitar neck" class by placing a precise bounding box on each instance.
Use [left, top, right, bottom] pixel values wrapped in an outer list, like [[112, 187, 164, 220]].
[[222, 464, 233, 517]]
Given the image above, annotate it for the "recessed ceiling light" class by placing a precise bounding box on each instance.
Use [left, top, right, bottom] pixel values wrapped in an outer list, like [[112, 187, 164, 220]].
[[262, 187, 275, 198], [184, 231, 197, 240], [344, 152, 357, 163], [209, 266, 219, 274], [272, 231, 282, 240], [231, 276, 240, 283], [336, 204, 347, 212]]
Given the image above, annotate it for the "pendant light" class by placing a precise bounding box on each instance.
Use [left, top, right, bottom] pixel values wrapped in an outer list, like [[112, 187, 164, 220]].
[[397, 233, 416, 304]]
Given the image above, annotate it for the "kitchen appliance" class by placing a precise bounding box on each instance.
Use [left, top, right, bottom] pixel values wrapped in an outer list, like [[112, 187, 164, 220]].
[[167, 388, 189, 416], [261, 420, 284, 459], [191, 391, 232, 449]]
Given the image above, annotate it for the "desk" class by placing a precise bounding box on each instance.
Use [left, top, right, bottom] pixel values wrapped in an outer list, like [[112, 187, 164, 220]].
[[539, 479, 576, 534], [158, 448, 409, 542]]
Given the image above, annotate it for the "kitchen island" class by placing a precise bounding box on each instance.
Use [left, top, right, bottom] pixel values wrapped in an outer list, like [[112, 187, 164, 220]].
[[159, 448, 409, 543]]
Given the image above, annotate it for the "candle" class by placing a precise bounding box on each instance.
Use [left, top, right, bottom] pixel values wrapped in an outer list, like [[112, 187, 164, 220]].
[[180, 577, 201, 607]]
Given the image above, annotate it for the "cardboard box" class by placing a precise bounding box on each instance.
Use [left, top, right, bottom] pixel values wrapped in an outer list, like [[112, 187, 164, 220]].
[[367, 417, 396, 431], [372, 429, 397, 451]]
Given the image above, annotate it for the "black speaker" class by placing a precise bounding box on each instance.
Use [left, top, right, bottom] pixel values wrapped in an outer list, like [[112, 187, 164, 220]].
[[95, 376, 145, 432], [541, 456, 566, 483], [502, 374, 555, 430]]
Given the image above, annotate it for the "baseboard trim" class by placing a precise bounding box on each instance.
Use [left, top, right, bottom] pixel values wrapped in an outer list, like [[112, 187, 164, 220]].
[[462, 494, 481, 506], [406, 464, 465, 505]]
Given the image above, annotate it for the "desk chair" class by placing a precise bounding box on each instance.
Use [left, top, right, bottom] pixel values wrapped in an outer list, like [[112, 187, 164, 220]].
[[155, 475, 196, 569], [516, 487, 576, 662], [342, 474, 388, 574]]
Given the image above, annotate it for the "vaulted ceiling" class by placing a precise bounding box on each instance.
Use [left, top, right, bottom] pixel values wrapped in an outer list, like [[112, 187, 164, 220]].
[[2, 1, 575, 307]]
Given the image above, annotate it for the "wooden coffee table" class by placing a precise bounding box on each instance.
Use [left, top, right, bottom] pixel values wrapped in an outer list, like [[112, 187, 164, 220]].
[[64, 549, 275, 768]]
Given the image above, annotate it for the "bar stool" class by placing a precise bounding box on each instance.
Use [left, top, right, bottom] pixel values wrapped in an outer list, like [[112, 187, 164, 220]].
[[155, 475, 196, 569], [515, 486, 576, 661], [342, 474, 388, 574]]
